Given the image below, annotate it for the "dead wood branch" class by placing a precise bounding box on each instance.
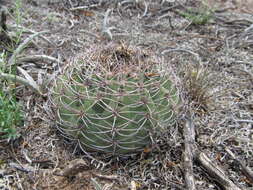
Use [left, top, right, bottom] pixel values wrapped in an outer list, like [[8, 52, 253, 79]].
[[225, 148, 253, 184], [196, 152, 242, 190], [183, 116, 196, 190], [184, 117, 243, 190]]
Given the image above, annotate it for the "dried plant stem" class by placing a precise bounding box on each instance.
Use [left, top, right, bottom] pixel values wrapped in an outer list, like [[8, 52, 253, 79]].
[[69, 4, 99, 11], [102, 9, 114, 40], [0, 72, 41, 94], [17, 55, 61, 64], [69, 6, 89, 11], [161, 48, 200, 62], [141, 1, 148, 18], [91, 172, 119, 181], [10, 25, 54, 45], [79, 30, 100, 39], [7, 31, 49, 66]]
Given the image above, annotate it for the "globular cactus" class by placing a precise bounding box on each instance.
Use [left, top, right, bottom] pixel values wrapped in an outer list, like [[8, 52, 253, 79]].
[[49, 44, 180, 156]]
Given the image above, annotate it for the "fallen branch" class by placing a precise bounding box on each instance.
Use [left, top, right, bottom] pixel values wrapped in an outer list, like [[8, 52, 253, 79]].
[[225, 148, 253, 184], [196, 152, 242, 190], [184, 117, 243, 190], [183, 116, 196, 190]]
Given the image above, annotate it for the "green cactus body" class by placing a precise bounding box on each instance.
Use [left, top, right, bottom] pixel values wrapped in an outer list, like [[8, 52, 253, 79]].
[[50, 46, 179, 156]]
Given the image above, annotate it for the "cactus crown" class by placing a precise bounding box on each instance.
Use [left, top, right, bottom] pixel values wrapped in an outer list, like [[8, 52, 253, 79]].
[[49, 43, 180, 156]]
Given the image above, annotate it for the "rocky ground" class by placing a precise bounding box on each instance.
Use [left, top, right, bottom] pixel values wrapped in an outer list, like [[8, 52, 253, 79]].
[[0, 0, 252, 189]]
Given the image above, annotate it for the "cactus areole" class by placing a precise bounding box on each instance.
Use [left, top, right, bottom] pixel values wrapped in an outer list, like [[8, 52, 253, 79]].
[[49, 44, 180, 156]]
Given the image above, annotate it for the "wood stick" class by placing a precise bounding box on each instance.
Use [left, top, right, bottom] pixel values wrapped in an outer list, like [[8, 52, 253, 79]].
[[183, 116, 196, 190], [225, 148, 253, 184], [186, 117, 243, 190], [196, 152, 242, 190]]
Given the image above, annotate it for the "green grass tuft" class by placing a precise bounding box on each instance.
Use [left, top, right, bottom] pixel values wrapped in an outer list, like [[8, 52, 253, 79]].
[[179, 4, 214, 26], [0, 90, 22, 141]]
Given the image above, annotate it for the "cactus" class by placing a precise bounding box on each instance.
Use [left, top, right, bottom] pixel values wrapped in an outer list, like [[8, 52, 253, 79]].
[[49, 44, 180, 156]]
